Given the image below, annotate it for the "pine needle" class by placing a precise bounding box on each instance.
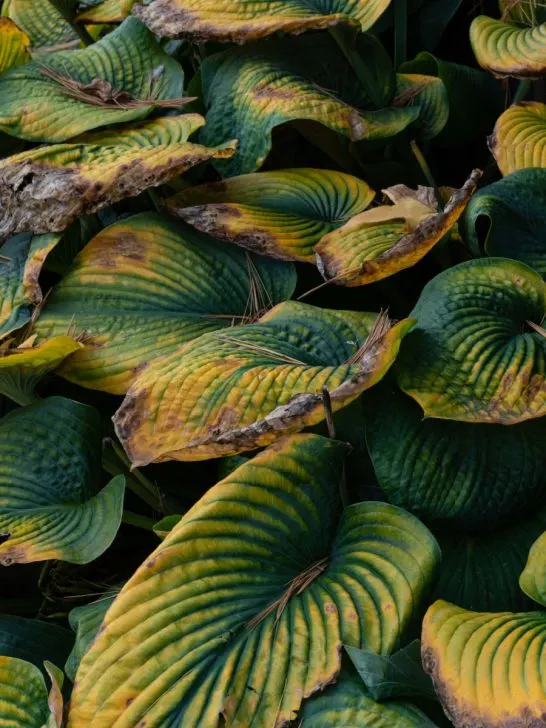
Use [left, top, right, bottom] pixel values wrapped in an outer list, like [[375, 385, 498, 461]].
[[216, 335, 307, 365], [527, 319, 546, 338], [344, 309, 391, 365]]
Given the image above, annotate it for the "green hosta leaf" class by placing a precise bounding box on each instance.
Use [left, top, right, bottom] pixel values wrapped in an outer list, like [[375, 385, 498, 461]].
[[36, 212, 296, 394], [67, 434, 440, 727], [463, 168, 546, 277], [0, 232, 61, 339], [422, 601, 546, 728], [396, 257, 546, 424], [113, 303, 413, 464], [0, 18, 30, 74], [432, 505, 546, 612], [0, 616, 74, 674], [0, 397, 125, 565], [0, 16, 185, 142], [199, 34, 420, 177], [77, 0, 137, 23], [315, 173, 478, 286], [365, 383, 546, 530], [520, 531, 546, 607], [0, 114, 235, 240], [346, 640, 436, 702], [2, 0, 79, 51], [490, 102, 546, 175], [394, 74, 449, 140], [470, 15, 546, 79], [65, 588, 121, 680], [0, 656, 62, 727], [165, 168, 376, 262], [133, 0, 393, 41]]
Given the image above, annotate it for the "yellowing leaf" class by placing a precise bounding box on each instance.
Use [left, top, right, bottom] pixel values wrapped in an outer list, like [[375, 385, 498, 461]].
[[520, 531, 546, 607], [165, 168, 376, 262], [113, 302, 414, 464], [77, 0, 137, 23], [394, 73, 449, 140], [0, 18, 30, 74], [133, 0, 392, 42], [422, 600, 546, 728], [35, 212, 296, 394], [315, 171, 479, 287], [2, 0, 79, 51], [0, 115, 236, 240], [490, 101, 546, 175], [471, 15, 546, 78], [0, 656, 59, 727], [67, 434, 440, 727]]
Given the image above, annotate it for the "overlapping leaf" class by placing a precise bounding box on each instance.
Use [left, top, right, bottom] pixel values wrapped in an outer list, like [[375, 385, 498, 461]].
[[470, 15, 546, 78], [35, 213, 296, 394], [113, 302, 413, 464], [199, 34, 420, 177], [0, 17, 185, 142], [520, 531, 546, 606], [133, 0, 393, 42], [490, 102, 546, 175], [77, 0, 137, 23], [422, 600, 546, 728], [0, 656, 62, 727], [315, 172, 479, 286], [165, 168, 376, 262], [0, 18, 30, 74], [2, 0, 79, 51], [0, 115, 236, 240], [396, 257, 546, 424], [0, 616, 74, 674], [68, 434, 440, 727], [0, 397, 125, 565], [394, 73, 449, 140]]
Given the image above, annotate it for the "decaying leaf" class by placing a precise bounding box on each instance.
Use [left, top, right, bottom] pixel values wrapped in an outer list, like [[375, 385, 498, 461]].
[[0, 17, 30, 75]]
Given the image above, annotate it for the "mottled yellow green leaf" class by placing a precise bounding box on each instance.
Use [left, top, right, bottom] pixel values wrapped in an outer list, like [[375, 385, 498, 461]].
[[315, 171, 479, 286], [2, 0, 79, 51], [520, 531, 546, 607], [77, 0, 137, 23], [471, 15, 546, 78], [165, 168, 375, 262], [422, 600, 546, 728], [0, 17, 30, 74], [394, 73, 449, 140], [133, 0, 392, 42], [68, 434, 440, 727], [490, 101, 546, 175], [0, 656, 57, 727], [0, 115, 235, 240]]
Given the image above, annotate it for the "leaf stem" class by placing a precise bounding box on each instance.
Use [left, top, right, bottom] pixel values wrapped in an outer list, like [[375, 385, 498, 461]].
[[122, 510, 156, 531], [410, 139, 444, 210], [329, 27, 383, 108], [103, 438, 163, 512], [394, 0, 408, 68], [513, 79, 532, 105], [48, 0, 95, 46]]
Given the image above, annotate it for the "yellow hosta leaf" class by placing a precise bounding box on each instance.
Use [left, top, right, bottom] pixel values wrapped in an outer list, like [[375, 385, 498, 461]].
[[520, 531, 546, 607], [77, 0, 137, 23], [2, 0, 79, 51], [490, 102, 546, 175], [315, 171, 480, 286], [0, 656, 59, 727], [133, 0, 392, 42], [0, 114, 236, 240], [113, 302, 414, 464], [471, 15, 546, 78], [0, 18, 30, 74]]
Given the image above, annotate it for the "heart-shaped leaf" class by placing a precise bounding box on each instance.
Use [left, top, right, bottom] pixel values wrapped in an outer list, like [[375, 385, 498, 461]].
[[0, 656, 62, 727], [199, 34, 420, 177], [165, 168, 376, 262], [490, 102, 546, 175], [67, 433, 440, 727], [132, 0, 392, 41], [35, 212, 296, 394], [463, 168, 546, 277], [396, 257, 546, 424], [113, 303, 414, 464], [0, 396, 125, 565], [77, 0, 137, 23], [315, 172, 479, 287], [422, 600, 546, 728], [0, 18, 30, 74], [0, 16, 185, 142], [470, 15, 546, 79], [520, 531, 546, 607], [0, 114, 236, 240], [2, 0, 79, 51]]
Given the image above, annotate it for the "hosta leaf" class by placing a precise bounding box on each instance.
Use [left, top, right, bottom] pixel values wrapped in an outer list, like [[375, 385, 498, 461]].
[[520, 531, 546, 607], [0, 656, 60, 727], [365, 384, 546, 530], [35, 213, 296, 394], [67, 434, 440, 727], [463, 168, 546, 276], [0, 616, 74, 675], [0, 397, 125, 564], [0, 114, 235, 240], [0, 336, 81, 405], [470, 15, 546, 78], [2, 0, 79, 51], [299, 673, 439, 727], [113, 302, 413, 464], [132, 0, 392, 42], [499, 0, 546, 25], [165, 168, 376, 262], [315, 172, 478, 287], [0, 18, 30, 74], [0, 232, 61, 339], [396, 257, 546, 424], [432, 506, 546, 612], [490, 102, 546, 175], [0, 17, 185, 142], [77, 0, 137, 23], [394, 74, 449, 140], [422, 600, 546, 728], [199, 34, 420, 177]]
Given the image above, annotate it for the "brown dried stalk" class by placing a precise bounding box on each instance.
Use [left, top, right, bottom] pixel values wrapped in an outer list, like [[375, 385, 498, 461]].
[[344, 309, 391, 365]]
